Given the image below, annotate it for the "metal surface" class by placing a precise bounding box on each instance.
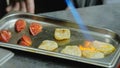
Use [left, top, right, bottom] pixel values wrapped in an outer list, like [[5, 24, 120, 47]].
[[0, 12, 120, 68], [0, 48, 14, 66]]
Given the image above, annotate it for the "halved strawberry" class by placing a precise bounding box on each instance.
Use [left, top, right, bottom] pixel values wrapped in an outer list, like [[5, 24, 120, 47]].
[[19, 35, 32, 46], [15, 19, 26, 32], [29, 22, 42, 36], [0, 30, 11, 43]]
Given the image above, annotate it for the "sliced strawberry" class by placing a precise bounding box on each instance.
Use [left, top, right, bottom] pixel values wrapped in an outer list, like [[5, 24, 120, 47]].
[[15, 19, 26, 32], [29, 22, 42, 36], [0, 30, 11, 43], [19, 35, 32, 46], [22, 35, 32, 45]]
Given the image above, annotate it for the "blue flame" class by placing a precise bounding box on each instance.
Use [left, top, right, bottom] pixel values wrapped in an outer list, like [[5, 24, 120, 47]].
[[65, 0, 93, 41]]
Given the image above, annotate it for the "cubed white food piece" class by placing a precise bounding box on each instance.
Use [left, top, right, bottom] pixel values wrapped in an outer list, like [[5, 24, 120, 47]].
[[54, 28, 70, 40]]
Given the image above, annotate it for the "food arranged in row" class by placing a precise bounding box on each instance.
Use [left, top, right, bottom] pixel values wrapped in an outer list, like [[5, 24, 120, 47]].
[[38, 40, 115, 59], [38, 28, 71, 51], [0, 19, 116, 59], [0, 19, 42, 46], [15, 19, 42, 35], [16, 19, 42, 46], [38, 28, 115, 59]]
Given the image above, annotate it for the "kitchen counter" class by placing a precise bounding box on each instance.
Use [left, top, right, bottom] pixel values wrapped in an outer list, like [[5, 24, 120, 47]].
[[1, 3, 120, 68]]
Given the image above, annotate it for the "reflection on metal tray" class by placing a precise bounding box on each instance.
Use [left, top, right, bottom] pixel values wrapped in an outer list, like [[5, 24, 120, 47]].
[[0, 12, 120, 68]]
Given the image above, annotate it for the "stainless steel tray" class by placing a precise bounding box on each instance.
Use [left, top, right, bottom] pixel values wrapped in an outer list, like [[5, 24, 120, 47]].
[[0, 12, 120, 68]]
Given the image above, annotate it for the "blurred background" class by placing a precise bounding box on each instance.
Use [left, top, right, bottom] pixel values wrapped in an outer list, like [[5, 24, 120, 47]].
[[1, 0, 120, 18], [72, 0, 120, 8]]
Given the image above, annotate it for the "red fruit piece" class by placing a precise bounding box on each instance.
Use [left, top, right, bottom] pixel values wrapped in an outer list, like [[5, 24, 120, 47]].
[[29, 22, 42, 36], [19, 35, 32, 46], [19, 41, 30, 46], [0, 30, 11, 43], [15, 19, 26, 32]]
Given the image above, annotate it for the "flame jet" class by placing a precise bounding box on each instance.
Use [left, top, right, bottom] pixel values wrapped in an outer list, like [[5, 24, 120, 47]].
[[65, 0, 93, 41]]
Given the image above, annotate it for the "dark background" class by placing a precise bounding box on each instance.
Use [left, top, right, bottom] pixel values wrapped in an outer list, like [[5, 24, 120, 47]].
[[0, 0, 103, 18]]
